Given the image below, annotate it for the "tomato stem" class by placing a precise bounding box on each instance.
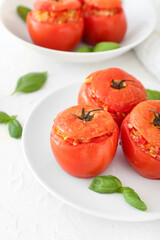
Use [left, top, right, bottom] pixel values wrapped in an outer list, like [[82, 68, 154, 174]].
[[111, 79, 134, 89], [149, 109, 160, 129], [71, 108, 103, 125]]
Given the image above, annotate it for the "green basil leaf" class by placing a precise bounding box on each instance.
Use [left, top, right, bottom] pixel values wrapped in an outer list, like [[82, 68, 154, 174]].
[[89, 175, 123, 193], [17, 5, 31, 22], [12, 72, 48, 95], [0, 112, 11, 124], [123, 187, 147, 211], [146, 89, 160, 100], [10, 115, 17, 121], [8, 119, 22, 139], [93, 42, 120, 52], [76, 46, 92, 52]]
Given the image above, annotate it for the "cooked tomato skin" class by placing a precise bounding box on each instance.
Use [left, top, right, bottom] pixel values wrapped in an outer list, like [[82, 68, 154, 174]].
[[34, 0, 81, 12], [50, 105, 119, 178], [84, 0, 122, 9], [121, 114, 160, 180], [78, 68, 147, 126], [27, 12, 84, 51], [83, 7, 127, 45], [50, 126, 119, 178], [129, 100, 160, 147], [78, 83, 126, 126]]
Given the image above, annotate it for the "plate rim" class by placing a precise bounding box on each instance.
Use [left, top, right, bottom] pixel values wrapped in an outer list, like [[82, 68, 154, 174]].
[[22, 82, 160, 222]]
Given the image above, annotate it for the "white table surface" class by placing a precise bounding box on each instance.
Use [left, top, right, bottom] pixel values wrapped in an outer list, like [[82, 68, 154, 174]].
[[0, 13, 160, 240]]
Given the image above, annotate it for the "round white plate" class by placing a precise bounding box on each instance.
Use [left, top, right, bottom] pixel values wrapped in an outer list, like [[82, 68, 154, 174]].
[[22, 82, 160, 222], [0, 0, 156, 63]]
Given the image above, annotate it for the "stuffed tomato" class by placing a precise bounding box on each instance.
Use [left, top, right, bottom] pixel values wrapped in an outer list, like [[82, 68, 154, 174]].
[[78, 68, 147, 126], [82, 0, 127, 45], [27, 0, 84, 51], [50, 106, 119, 178], [121, 100, 160, 179]]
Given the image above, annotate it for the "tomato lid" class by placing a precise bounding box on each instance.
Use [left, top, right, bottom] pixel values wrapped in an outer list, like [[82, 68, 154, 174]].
[[34, 0, 81, 12], [53, 105, 117, 139], [84, 0, 122, 9], [130, 100, 160, 147], [87, 68, 147, 113]]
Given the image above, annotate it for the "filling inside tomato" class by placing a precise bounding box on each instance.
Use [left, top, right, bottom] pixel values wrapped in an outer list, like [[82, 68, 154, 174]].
[[128, 121, 160, 160], [83, 4, 121, 17], [33, 9, 82, 23], [52, 126, 112, 146]]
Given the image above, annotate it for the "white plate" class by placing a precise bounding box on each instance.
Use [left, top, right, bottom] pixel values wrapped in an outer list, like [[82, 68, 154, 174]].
[[22, 82, 160, 222], [0, 0, 156, 63]]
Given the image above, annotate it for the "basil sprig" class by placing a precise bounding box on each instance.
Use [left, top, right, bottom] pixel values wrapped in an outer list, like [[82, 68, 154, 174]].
[[8, 120, 22, 139], [0, 112, 12, 123], [17, 5, 32, 22], [123, 187, 147, 211], [89, 175, 123, 193], [93, 42, 120, 52], [76, 46, 92, 53], [0, 112, 22, 139], [12, 72, 48, 95], [146, 89, 160, 100], [76, 42, 121, 53], [89, 175, 147, 211]]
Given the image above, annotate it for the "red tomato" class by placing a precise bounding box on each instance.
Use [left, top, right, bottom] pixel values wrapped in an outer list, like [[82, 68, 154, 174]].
[[82, 0, 127, 45], [84, 0, 122, 9], [78, 68, 147, 126], [121, 100, 160, 179], [50, 105, 119, 178], [34, 0, 81, 12], [27, 10, 84, 51]]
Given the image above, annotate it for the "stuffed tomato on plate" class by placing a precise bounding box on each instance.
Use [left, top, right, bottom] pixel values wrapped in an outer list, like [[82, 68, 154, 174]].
[[82, 0, 127, 45], [121, 100, 160, 179], [78, 68, 147, 126], [50, 105, 119, 178], [27, 0, 84, 51]]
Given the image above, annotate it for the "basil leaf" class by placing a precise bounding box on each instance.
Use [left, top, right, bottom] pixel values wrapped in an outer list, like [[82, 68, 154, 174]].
[[0, 112, 11, 124], [12, 72, 48, 95], [89, 175, 123, 193], [123, 187, 147, 211], [93, 42, 120, 52], [146, 89, 160, 100], [10, 115, 17, 121], [8, 119, 22, 139], [17, 5, 31, 22], [76, 46, 92, 52]]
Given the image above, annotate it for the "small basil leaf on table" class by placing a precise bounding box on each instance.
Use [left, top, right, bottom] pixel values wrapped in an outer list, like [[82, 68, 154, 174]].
[[8, 119, 22, 139], [89, 175, 123, 193], [0, 112, 11, 123], [122, 187, 147, 211], [76, 46, 92, 52], [0, 112, 22, 139], [17, 5, 32, 22], [12, 72, 48, 95], [146, 89, 160, 100], [93, 42, 121, 52]]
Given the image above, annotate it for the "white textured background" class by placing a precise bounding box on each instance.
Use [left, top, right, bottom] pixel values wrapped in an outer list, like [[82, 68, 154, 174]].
[[135, 0, 160, 79], [0, 0, 160, 239]]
